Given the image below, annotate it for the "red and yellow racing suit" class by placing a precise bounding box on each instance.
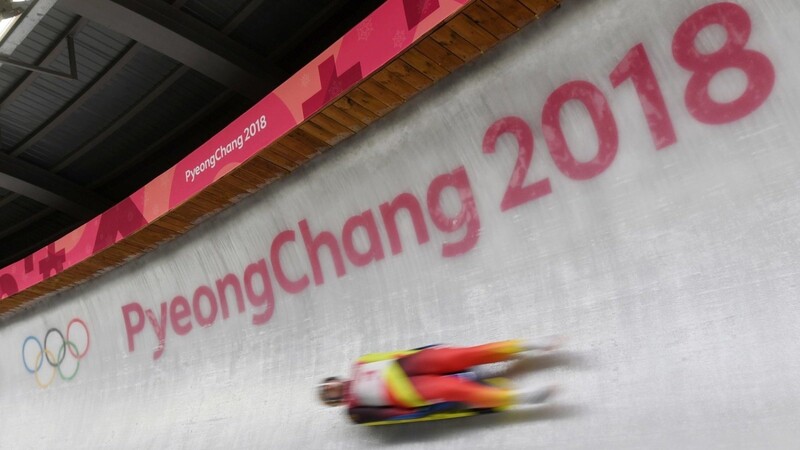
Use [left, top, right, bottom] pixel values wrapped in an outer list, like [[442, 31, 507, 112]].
[[345, 340, 525, 424]]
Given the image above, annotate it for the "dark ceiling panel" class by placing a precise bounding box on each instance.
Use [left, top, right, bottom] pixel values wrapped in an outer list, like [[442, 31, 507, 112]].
[[0, 8, 77, 68], [0, 197, 48, 230], [72, 19, 133, 59], [0, 69, 20, 91], [230, 0, 385, 72], [75, 48, 179, 120], [232, 0, 329, 56], [0, 151, 111, 218], [1, 24, 132, 163], [181, 0, 250, 29], [1, 91, 49, 147], [59, 70, 225, 191], [0, 209, 79, 266], [93, 90, 246, 199], [0, 19, 89, 115], [58, 0, 279, 99], [22, 48, 180, 172]]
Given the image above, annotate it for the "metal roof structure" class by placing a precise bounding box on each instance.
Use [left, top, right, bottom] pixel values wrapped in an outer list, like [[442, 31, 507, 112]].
[[0, 0, 561, 317], [0, 0, 384, 270]]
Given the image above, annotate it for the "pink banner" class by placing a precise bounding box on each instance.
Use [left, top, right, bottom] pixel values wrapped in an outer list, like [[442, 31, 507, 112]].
[[0, 0, 471, 300]]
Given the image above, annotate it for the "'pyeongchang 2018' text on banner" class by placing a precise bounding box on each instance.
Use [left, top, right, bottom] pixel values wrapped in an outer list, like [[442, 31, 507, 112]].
[[122, 2, 775, 360]]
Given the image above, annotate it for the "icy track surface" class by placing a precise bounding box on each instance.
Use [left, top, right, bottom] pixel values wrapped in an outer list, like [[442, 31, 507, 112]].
[[2, 0, 800, 448]]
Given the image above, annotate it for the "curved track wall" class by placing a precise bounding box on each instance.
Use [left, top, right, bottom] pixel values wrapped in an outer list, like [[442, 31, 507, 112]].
[[2, 1, 799, 448]]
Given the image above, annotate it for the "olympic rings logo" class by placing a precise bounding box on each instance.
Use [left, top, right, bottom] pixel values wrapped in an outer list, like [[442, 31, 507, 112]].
[[21, 318, 91, 388]]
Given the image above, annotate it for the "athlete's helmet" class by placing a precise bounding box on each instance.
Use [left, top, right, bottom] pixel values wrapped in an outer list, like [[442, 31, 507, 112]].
[[318, 376, 345, 406]]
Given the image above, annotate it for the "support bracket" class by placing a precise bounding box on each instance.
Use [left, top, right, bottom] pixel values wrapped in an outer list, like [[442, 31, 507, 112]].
[[0, 35, 78, 80]]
